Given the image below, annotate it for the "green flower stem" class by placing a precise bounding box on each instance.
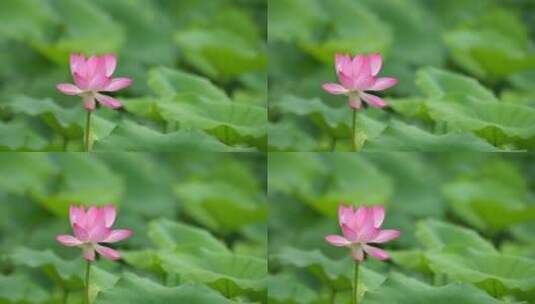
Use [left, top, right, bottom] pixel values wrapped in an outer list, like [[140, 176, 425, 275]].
[[84, 110, 92, 152], [353, 261, 360, 304], [85, 261, 91, 304], [351, 109, 357, 151]]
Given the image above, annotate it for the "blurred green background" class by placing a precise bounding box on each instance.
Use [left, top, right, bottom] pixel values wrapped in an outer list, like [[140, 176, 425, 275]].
[[0, 0, 267, 151], [268, 0, 535, 152], [0, 152, 267, 303], [268, 152, 535, 303]]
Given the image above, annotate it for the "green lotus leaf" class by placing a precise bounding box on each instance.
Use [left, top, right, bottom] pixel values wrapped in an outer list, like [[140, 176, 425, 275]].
[[95, 272, 237, 304], [158, 249, 267, 300], [363, 272, 505, 304], [426, 248, 535, 298]]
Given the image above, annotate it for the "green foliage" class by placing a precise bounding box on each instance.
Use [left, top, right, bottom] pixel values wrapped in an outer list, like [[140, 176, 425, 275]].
[[0, 153, 267, 303], [0, 0, 266, 151], [269, 153, 535, 303], [269, 0, 535, 151]]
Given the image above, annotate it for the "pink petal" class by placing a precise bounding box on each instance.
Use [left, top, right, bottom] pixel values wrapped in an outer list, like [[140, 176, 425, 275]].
[[73, 72, 88, 90], [85, 206, 98, 227], [87, 74, 111, 91], [56, 234, 82, 247], [322, 83, 349, 95], [363, 245, 389, 260], [102, 54, 117, 77], [371, 229, 400, 243], [325, 235, 351, 247], [56, 83, 82, 95], [95, 94, 122, 109], [83, 247, 95, 261], [70, 53, 86, 76], [351, 247, 364, 262], [88, 224, 111, 243], [95, 245, 121, 260], [368, 54, 382, 76], [84, 55, 99, 78], [69, 205, 85, 227], [338, 204, 355, 226], [370, 206, 385, 228], [337, 71, 354, 89], [341, 223, 358, 242], [101, 205, 116, 228], [368, 77, 397, 91], [102, 229, 132, 243], [355, 209, 380, 242], [359, 92, 386, 108], [354, 205, 368, 229], [103, 78, 132, 92], [348, 95, 362, 110], [73, 223, 89, 242], [351, 55, 366, 76], [352, 57, 374, 90], [335, 54, 351, 74]]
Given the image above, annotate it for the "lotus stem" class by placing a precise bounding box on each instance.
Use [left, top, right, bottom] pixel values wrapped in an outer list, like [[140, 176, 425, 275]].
[[84, 110, 92, 152], [85, 261, 91, 304], [353, 261, 359, 304], [352, 109, 357, 151]]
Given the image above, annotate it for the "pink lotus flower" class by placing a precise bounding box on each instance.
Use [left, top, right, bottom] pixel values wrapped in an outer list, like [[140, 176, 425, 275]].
[[322, 54, 397, 109], [56, 205, 132, 261], [325, 204, 400, 262], [56, 54, 132, 110]]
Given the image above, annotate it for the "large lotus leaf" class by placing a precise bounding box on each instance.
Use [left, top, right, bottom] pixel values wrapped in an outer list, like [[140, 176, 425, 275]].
[[93, 121, 241, 152], [268, 152, 329, 195], [427, 99, 535, 146], [0, 273, 49, 303], [147, 66, 229, 101], [299, 0, 392, 62], [0, 0, 56, 42], [390, 250, 431, 274], [444, 9, 535, 79], [157, 94, 266, 147], [33, 0, 124, 63], [360, 0, 444, 67], [95, 154, 177, 218], [268, 273, 318, 304], [174, 5, 264, 78], [10, 247, 118, 301], [147, 218, 229, 253], [0, 153, 56, 195], [158, 249, 267, 299], [121, 249, 163, 274], [415, 219, 496, 252], [364, 120, 500, 152], [363, 272, 504, 304], [95, 272, 236, 304], [426, 248, 535, 298], [268, 120, 319, 151], [2, 95, 116, 142], [272, 95, 386, 140], [301, 154, 393, 216], [273, 247, 385, 291], [0, 119, 48, 151], [268, 0, 326, 42], [442, 160, 535, 230], [174, 181, 267, 232], [32, 153, 124, 216], [175, 28, 266, 78], [415, 67, 497, 101], [459, 201, 535, 231]]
